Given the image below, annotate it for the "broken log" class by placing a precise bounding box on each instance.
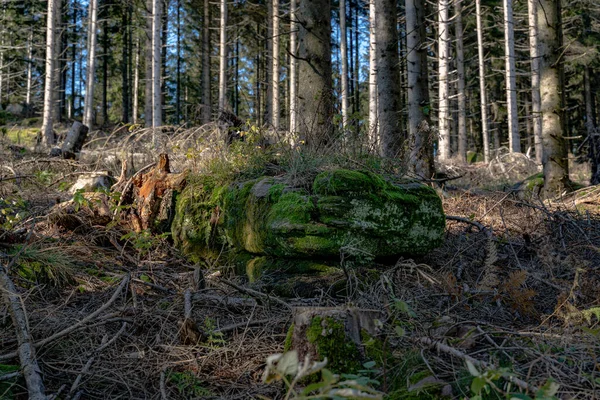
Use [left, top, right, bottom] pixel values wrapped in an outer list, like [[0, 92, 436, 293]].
[[61, 121, 89, 159]]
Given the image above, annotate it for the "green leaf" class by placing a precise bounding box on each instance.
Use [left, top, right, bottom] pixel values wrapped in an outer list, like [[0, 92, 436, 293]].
[[362, 361, 376, 369], [276, 351, 299, 376], [470, 376, 487, 394], [509, 394, 534, 400], [395, 325, 406, 337]]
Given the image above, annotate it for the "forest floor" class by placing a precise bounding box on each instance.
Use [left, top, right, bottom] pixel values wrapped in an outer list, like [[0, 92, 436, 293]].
[[0, 122, 599, 399]]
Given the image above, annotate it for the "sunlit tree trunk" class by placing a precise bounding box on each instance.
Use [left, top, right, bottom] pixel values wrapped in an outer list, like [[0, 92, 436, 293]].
[[368, 0, 378, 147], [218, 0, 227, 111], [289, 0, 298, 136], [406, 0, 434, 178], [539, 0, 568, 198], [455, 0, 466, 162], [202, 0, 211, 123], [271, 0, 280, 128], [528, 0, 542, 163], [476, 0, 490, 162], [437, 0, 451, 160], [340, 0, 349, 129], [26, 29, 33, 106], [152, 0, 162, 130], [375, 0, 401, 157], [504, 0, 520, 153], [133, 36, 140, 124], [42, 0, 59, 145], [296, 0, 333, 144]]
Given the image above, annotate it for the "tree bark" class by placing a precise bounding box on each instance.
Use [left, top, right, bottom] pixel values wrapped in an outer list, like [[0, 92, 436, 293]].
[[145, 0, 153, 126], [585, 68, 600, 185], [202, 0, 211, 123], [504, 0, 520, 153], [26, 29, 33, 106], [437, 0, 451, 160], [289, 0, 298, 137], [83, 0, 98, 129], [375, 0, 401, 158], [528, 0, 543, 163], [455, 0, 467, 162], [42, 0, 59, 146], [218, 0, 228, 112], [296, 0, 333, 146], [122, 6, 130, 124], [539, 0, 568, 198], [406, 0, 434, 178], [133, 36, 140, 124], [152, 0, 162, 130], [475, 0, 490, 162], [368, 0, 378, 147], [271, 0, 280, 129], [339, 0, 349, 130]]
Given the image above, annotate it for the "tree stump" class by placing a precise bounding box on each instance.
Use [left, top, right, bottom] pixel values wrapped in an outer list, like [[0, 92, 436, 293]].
[[120, 154, 187, 232], [58, 121, 89, 159], [287, 307, 385, 374]]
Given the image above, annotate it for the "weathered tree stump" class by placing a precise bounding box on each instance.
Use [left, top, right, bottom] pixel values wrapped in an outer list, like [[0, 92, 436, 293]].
[[287, 307, 385, 374], [62, 121, 89, 159], [120, 154, 187, 232]]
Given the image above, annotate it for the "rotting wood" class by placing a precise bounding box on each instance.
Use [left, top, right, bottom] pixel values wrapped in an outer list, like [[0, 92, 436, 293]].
[[118, 154, 187, 232]]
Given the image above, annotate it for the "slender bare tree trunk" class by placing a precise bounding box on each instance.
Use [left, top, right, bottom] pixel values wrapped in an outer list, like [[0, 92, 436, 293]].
[[437, 0, 451, 160], [368, 0, 378, 147], [289, 0, 298, 136], [133, 36, 140, 124], [202, 0, 211, 123], [271, 0, 280, 128], [340, 0, 349, 129], [42, 0, 59, 145], [455, 0, 467, 162], [407, 0, 434, 178], [26, 29, 33, 106], [218, 0, 227, 112], [527, 0, 542, 163], [83, 0, 98, 128], [152, 0, 162, 131], [539, 0, 568, 198], [52, 0, 63, 123], [375, 0, 401, 157], [144, 0, 153, 126], [475, 0, 490, 162], [504, 0, 520, 153]]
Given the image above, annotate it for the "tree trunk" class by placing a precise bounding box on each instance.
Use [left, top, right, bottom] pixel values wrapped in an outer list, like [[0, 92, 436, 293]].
[[176, 0, 181, 124], [504, 0, 520, 153], [455, 0, 466, 162], [289, 0, 298, 137], [42, 0, 59, 146], [218, 0, 227, 112], [368, 0, 378, 147], [407, 0, 434, 179], [297, 0, 333, 146], [375, 0, 401, 158], [585, 68, 600, 185], [53, 0, 63, 124], [26, 29, 33, 106], [152, 0, 162, 130], [437, 0, 451, 160], [122, 6, 130, 124], [539, 0, 568, 198], [145, 0, 153, 126], [83, 0, 98, 128], [71, 0, 77, 118], [528, 0, 542, 164], [202, 0, 211, 123], [101, 19, 108, 124], [61, 121, 89, 159], [133, 36, 140, 124], [271, 0, 280, 129], [475, 0, 490, 162], [340, 0, 349, 130]]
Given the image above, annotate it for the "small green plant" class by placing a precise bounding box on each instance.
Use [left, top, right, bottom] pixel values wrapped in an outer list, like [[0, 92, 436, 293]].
[[0, 196, 28, 230], [466, 360, 559, 400], [166, 370, 214, 397], [120, 230, 169, 259], [72, 189, 90, 211], [261, 351, 383, 400], [203, 318, 226, 347]]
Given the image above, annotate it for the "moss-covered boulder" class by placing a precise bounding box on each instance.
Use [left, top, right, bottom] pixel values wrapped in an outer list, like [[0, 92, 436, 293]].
[[172, 169, 445, 262]]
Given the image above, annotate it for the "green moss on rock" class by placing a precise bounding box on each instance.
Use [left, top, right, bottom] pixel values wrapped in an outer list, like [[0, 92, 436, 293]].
[[306, 316, 363, 373]]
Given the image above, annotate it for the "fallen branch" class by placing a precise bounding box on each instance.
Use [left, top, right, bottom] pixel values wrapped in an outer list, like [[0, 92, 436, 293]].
[[419, 337, 538, 394], [219, 278, 292, 310], [0, 260, 46, 399], [0, 274, 130, 361]]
